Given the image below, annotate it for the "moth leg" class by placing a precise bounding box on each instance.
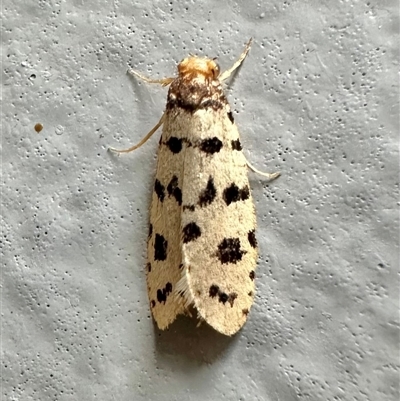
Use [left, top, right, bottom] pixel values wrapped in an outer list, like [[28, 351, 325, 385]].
[[127, 68, 174, 87], [108, 113, 165, 154], [246, 159, 280, 181], [219, 38, 253, 82]]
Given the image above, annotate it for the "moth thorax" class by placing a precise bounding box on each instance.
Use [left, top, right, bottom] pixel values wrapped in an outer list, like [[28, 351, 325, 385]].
[[177, 57, 220, 81]]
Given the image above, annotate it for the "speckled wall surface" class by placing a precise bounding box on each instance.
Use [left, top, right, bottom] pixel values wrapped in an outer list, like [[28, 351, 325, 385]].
[[2, 1, 399, 400]]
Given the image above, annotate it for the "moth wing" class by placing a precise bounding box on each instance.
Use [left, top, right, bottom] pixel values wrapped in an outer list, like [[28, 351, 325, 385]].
[[146, 113, 187, 329], [179, 109, 257, 336]]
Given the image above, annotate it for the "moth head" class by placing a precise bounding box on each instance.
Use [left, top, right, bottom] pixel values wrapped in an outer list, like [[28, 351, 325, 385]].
[[178, 57, 220, 81]]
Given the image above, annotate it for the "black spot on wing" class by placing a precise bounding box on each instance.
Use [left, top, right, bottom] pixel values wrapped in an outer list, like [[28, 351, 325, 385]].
[[199, 137, 223, 154], [172, 187, 182, 204], [198, 176, 217, 207], [223, 183, 250, 206], [147, 262, 152, 272], [248, 229, 257, 248], [183, 204, 196, 212], [167, 175, 182, 205], [223, 183, 239, 205], [227, 111, 234, 123], [242, 308, 249, 316], [210, 285, 238, 307], [154, 179, 165, 202], [148, 224, 153, 239], [217, 237, 246, 264], [240, 185, 250, 200], [227, 292, 238, 307], [231, 139, 242, 151], [151, 300, 156, 308], [240, 186, 250, 201], [165, 137, 182, 153], [156, 282, 173, 304], [218, 292, 228, 304], [167, 175, 178, 193], [182, 222, 201, 243], [249, 270, 255, 281], [154, 234, 168, 261], [209, 285, 219, 298]]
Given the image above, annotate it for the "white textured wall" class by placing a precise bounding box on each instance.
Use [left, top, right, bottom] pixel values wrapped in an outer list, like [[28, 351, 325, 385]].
[[2, 1, 399, 400]]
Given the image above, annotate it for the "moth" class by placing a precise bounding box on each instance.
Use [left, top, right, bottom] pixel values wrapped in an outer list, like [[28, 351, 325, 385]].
[[110, 39, 279, 335]]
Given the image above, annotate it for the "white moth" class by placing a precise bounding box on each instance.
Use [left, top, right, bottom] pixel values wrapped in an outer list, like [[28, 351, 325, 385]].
[[110, 39, 279, 336]]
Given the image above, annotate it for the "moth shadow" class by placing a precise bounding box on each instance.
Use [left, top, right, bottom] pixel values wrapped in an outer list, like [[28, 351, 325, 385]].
[[153, 315, 240, 365]]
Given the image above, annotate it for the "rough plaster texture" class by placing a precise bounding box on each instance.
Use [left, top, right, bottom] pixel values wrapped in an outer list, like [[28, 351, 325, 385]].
[[2, 1, 399, 400]]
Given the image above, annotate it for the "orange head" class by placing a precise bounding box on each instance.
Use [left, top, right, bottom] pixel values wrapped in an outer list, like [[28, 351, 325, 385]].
[[177, 57, 220, 81]]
